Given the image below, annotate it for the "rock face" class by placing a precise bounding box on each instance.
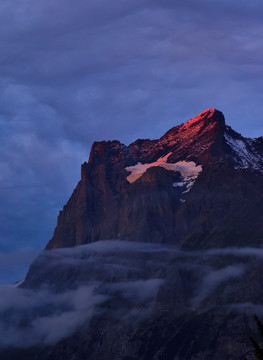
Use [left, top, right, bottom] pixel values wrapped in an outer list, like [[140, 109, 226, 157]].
[[46, 108, 263, 250], [2, 108, 263, 360]]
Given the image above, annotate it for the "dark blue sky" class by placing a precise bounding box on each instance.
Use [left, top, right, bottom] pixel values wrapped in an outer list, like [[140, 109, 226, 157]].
[[1, 0, 263, 283]]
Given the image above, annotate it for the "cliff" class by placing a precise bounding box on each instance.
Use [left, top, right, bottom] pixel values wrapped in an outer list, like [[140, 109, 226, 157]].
[[45, 108, 263, 250]]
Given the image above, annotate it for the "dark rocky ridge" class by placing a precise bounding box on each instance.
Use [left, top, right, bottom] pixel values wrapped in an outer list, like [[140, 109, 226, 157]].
[[45, 108, 263, 250]]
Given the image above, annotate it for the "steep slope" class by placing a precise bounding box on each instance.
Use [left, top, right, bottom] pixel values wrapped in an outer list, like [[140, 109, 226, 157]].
[[45, 108, 263, 250]]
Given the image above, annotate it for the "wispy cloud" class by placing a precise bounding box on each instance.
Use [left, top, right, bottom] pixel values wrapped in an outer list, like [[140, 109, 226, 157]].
[[1, 240, 263, 348], [191, 264, 245, 309], [0, 284, 105, 347], [0, 276, 164, 348]]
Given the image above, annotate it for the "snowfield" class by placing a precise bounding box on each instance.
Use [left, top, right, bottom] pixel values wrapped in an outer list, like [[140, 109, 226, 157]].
[[125, 153, 202, 194]]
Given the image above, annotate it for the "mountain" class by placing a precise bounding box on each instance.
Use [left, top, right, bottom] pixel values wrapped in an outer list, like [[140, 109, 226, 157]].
[[2, 108, 263, 360], [45, 108, 263, 250]]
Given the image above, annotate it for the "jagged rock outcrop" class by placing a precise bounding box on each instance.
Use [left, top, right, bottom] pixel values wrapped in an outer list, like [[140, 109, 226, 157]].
[[45, 108, 263, 250]]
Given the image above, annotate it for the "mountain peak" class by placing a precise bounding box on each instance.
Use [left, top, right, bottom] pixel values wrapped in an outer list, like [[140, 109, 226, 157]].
[[162, 108, 225, 138], [158, 108, 226, 164], [183, 108, 225, 128]]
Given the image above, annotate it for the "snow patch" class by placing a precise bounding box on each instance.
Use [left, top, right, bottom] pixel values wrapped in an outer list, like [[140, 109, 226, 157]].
[[182, 180, 195, 194], [173, 182, 185, 187], [173, 164, 201, 194], [170, 161, 202, 179], [225, 133, 262, 171], [125, 154, 202, 195], [125, 152, 173, 183]]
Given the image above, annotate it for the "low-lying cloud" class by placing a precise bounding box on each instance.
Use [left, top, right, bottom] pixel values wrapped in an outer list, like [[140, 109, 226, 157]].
[[191, 264, 245, 309], [1, 240, 263, 349], [0, 280, 164, 348], [0, 243, 165, 348], [0, 284, 105, 347]]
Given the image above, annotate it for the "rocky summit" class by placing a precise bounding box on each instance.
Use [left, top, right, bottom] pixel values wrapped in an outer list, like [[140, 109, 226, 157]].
[[2, 108, 263, 360], [45, 108, 263, 250]]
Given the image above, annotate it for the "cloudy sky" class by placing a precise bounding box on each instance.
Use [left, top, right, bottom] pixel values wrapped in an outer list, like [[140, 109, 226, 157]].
[[1, 0, 263, 283]]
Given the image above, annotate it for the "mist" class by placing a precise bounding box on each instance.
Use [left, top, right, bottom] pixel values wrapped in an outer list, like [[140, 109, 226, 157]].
[[1, 240, 263, 349]]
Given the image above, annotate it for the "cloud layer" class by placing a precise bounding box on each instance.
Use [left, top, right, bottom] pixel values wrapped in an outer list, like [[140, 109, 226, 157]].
[[0, 284, 105, 347], [2, 240, 263, 348]]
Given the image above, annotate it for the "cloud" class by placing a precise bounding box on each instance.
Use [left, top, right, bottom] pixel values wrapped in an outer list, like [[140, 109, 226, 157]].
[[191, 265, 245, 309], [0, 278, 164, 348], [0, 284, 106, 347], [1, 240, 263, 348]]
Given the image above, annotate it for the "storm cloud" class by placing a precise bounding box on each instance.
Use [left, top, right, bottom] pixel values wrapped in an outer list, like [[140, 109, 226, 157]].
[[1, 1, 263, 282]]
